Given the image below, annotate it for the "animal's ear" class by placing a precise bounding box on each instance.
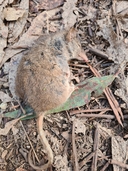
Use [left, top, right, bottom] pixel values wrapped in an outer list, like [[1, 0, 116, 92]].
[[65, 27, 77, 42]]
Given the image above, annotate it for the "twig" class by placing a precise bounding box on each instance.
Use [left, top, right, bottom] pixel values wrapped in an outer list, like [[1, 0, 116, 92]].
[[117, 7, 128, 17], [19, 113, 34, 120], [91, 124, 99, 171], [99, 154, 128, 170], [85, 60, 123, 126], [10, 105, 19, 110], [79, 51, 90, 62], [89, 110, 111, 121], [70, 108, 111, 115], [69, 63, 89, 68], [100, 161, 110, 171], [107, 88, 123, 119], [124, 134, 128, 138], [72, 119, 79, 171], [110, 159, 128, 169], [17, 100, 26, 115], [88, 45, 110, 60], [76, 114, 115, 119], [79, 151, 95, 168], [112, 0, 123, 39], [20, 121, 40, 163], [104, 88, 123, 126]]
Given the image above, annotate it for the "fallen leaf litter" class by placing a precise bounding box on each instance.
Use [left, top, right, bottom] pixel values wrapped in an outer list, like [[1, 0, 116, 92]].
[[0, 0, 128, 171]]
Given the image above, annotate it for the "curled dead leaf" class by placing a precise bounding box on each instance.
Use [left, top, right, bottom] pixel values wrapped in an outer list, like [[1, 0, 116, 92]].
[[0, 118, 19, 136], [0, 91, 12, 103], [73, 118, 86, 135], [0, 102, 7, 110], [8, 0, 29, 43], [3, 7, 26, 21], [62, 0, 78, 28], [38, 0, 64, 10], [1, 150, 8, 159]]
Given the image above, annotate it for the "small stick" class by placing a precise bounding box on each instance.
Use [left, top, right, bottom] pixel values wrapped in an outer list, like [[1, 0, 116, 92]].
[[72, 119, 79, 171], [88, 45, 110, 60], [76, 114, 115, 119], [110, 159, 128, 169], [79, 151, 95, 168], [20, 120, 40, 163], [100, 161, 110, 171], [69, 63, 89, 68], [70, 108, 111, 115], [91, 124, 99, 171], [86, 60, 123, 126]]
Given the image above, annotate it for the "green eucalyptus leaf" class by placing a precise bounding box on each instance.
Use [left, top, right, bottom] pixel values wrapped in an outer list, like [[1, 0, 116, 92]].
[[48, 75, 114, 114]]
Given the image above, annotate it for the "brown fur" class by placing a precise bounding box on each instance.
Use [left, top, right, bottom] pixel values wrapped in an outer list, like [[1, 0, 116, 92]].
[[15, 29, 81, 170]]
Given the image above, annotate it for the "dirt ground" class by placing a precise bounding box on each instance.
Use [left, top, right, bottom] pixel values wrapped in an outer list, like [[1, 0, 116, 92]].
[[0, 0, 128, 171]]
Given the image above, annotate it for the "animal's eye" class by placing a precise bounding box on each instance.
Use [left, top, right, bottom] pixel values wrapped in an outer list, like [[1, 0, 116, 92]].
[[41, 52, 44, 56]]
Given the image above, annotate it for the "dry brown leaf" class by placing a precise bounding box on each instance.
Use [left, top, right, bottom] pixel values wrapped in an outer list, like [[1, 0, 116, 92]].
[[38, 0, 64, 10], [54, 154, 70, 171], [1, 8, 60, 69], [0, 33, 7, 66], [12, 126, 19, 135], [0, 0, 9, 66], [97, 18, 128, 64], [9, 0, 15, 3], [13, 7, 60, 47], [50, 131, 64, 155], [116, 1, 128, 14], [115, 1, 128, 33], [0, 91, 12, 103], [97, 18, 128, 106], [112, 136, 128, 171], [0, 118, 19, 136], [73, 118, 86, 135], [95, 122, 113, 137], [62, 0, 78, 28], [0, 19, 8, 66], [61, 131, 70, 141], [80, 5, 97, 20], [3, 7, 26, 21], [1, 48, 24, 69], [1, 150, 8, 159], [114, 77, 128, 107], [3, 62, 10, 74], [8, 0, 29, 43], [0, 0, 8, 14], [0, 103, 7, 110]]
